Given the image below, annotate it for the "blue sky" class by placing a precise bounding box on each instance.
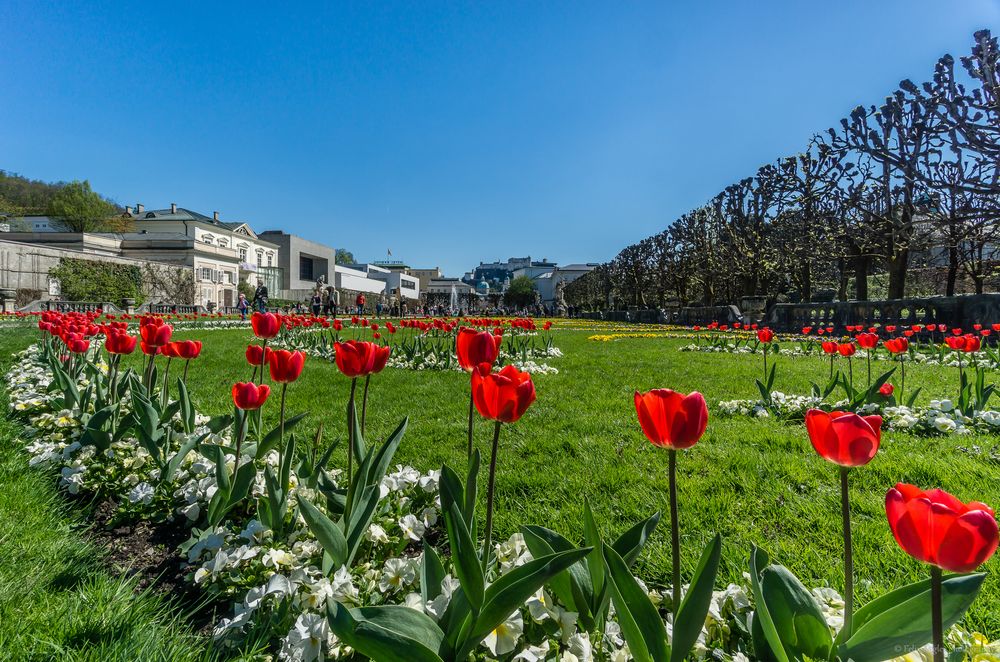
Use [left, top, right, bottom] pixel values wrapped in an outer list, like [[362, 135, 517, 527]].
[[2, 1, 998, 276]]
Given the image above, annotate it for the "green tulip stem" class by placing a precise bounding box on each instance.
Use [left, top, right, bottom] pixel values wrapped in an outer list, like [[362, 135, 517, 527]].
[[183, 358, 191, 384], [234, 409, 248, 469], [848, 356, 853, 391], [900, 355, 906, 403], [278, 382, 288, 470], [347, 377, 357, 483], [840, 466, 854, 638], [866, 349, 872, 390], [482, 420, 502, 574], [466, 391, 475, 459], [829, 353, 834, 380], [931, 565, 944, 662], [161, 357, 172, 400], [669, 448, 681, 618], [143, 352, 156, 392], [361, 374, 371, 437], [258, 339, 268, 386], [762, 344, 768, 384]]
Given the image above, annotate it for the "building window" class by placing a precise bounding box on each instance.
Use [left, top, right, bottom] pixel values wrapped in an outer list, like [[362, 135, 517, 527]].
[[267, 253, 273, 267], [239, 247, 248, 262], [257, 254, 263, 267], [299, 256, 314, 281], [199, 267, 213, 281], [402, 280, 415, 290]]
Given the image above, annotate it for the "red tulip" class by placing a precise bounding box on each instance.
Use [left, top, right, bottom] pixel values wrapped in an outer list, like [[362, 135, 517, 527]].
[[856, 333, 879, 350], [105, 333, 137, 355], [251, 311, 282, 339], [963, 335, 982, 353], [139, 317, 172, 347], [456, 328, 502, 372], [334, 340, 391, 377], [805, 409, 882, 467], [945, 335, 963, 350], [879, 382, 894, 397], [822, 341, 838, 354], [169, 340, 202, 360], [884, 338, 909, 354], [886, 484, 999, 573], [757, 328, 775, 343], [837, 342, 856, 357], [246, 344, 274, 366], [543, 321, 553, 331], [269, 349, 305, 383], [472, 364, 537, 423], [160, 342, 179, 358], [140, 342, 160, 356], [633, 389, 708, 450], [67, 337, 90, 354], [232, 382, 271, 410]]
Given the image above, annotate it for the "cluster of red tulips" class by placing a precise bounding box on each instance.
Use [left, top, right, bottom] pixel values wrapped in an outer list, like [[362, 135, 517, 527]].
[[36, 310, 102, 355], [632, 382, 997, 659]]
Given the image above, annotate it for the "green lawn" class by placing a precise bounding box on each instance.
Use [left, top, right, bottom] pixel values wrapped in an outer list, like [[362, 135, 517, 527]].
[[3, 322, 1000, 643], [0, 331, 214, 661]]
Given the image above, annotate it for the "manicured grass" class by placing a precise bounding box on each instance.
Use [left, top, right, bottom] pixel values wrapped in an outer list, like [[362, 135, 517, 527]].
[[4, 322, 1000, 639], [0, 334, 216, 660]]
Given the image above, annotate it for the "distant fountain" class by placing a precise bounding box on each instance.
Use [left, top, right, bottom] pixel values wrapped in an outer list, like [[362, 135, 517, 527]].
[[450, 283, 459, 315]]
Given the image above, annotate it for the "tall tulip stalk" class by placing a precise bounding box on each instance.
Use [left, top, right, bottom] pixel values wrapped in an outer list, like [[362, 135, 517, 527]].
[[886, 485, 998, 662], [805, 409, 883, 637], [456, 328, 502, 458], [856, 332, 879, 389], [471, 363, 536, 572], [252, 312, 281, 385], [269, 349, 305, 468], [757, 328, 774, 383], [885, 337, 909, 402], [634, 388, 708, 616], [334, 340, 390, 481]]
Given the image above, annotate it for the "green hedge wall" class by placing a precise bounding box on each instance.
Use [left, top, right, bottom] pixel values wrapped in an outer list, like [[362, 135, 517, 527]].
[[49, 258, 145, 304]]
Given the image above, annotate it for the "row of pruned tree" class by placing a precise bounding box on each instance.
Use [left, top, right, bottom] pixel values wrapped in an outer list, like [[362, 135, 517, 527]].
[[568, 30, 1000, 310]]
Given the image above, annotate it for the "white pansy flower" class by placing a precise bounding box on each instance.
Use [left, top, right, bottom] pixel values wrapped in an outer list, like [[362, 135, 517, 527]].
[[484, 610, 523, 657]]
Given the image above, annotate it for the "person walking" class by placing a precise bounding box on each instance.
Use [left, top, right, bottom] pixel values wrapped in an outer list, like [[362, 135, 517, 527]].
[[252, 279, 269, 313], [326, 286, 340, 317], [237, 293, 249, 320], [355, 292, 366, 316], [310, 290, 322, 316]]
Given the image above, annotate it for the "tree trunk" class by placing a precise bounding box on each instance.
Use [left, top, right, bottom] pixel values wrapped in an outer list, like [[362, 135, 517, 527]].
[[801, 262, 812, 302], [837, 258, 849, 301], [854, 255, 869, 300], [946, 244, 959, 297], [887, 248, 909, 300]]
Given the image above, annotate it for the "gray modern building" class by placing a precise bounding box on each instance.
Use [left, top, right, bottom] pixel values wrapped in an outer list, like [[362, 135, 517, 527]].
[[258, 230, 337, 299]]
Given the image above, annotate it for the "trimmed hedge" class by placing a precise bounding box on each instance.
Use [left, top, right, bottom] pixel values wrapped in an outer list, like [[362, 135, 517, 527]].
[[49, 258, 145, 304]]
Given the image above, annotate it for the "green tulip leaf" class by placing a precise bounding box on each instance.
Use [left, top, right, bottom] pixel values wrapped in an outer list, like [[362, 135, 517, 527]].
[[421, 539, 446, 605], [748, 547, 789, 662], [603, 545, 669, 662], [759, 564, 833, 661], [326, 602, 444, 662], [611, 510, 662, 567], [671, 534, 722, 662], [841, 573, 986, 662], [460, 547, 592, 660], [257, 411, 309, 459], [439, 465, 485, 613], [296, 494, 347, 568]]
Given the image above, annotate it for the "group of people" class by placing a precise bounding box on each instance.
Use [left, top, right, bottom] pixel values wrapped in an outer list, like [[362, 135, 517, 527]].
[[234, 280, 408, 320]]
